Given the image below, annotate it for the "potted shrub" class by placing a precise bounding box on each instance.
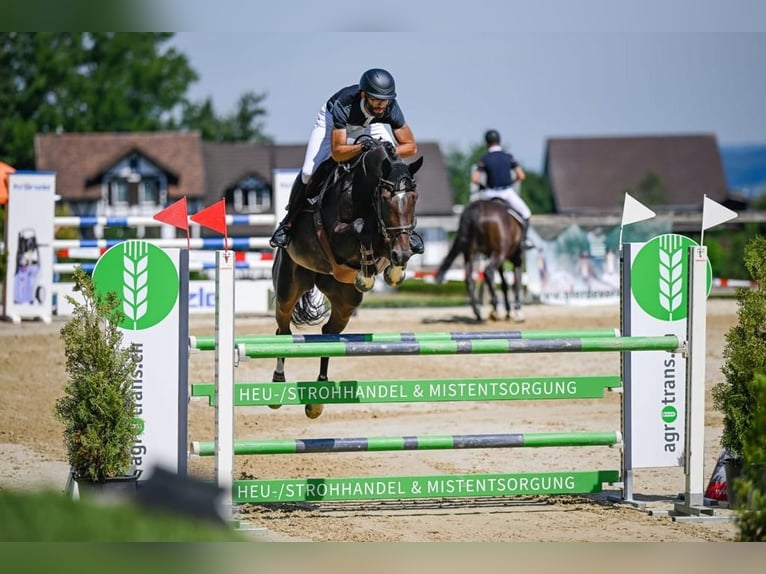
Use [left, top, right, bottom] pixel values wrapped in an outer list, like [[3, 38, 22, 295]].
[[55, 267, 141, 496], [711, 235, 766, 502], [732, 372, 766, 539]]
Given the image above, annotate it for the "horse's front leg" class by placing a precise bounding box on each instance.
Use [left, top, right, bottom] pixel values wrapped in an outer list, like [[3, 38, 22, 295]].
[[306, 279, 364, 419]]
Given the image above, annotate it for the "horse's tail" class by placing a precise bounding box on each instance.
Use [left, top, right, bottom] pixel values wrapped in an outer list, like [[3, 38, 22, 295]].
[[434, 204, 477, 284], [292, 287, 329, 326]]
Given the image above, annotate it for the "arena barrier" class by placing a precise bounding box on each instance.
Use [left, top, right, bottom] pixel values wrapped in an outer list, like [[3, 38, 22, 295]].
[[50, 215, 275, 316], [188, 245, 709, 520]]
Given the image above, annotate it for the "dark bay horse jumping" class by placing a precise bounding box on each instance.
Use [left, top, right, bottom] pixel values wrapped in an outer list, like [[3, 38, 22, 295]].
[[434, 199, 526, 323], [271, 138, 423, 418]]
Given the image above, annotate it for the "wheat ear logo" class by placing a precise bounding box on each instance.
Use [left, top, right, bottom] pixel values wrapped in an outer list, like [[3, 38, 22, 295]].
[[92, 240, 179, 330], [657, 236, 684, 320], [122, 241, 150, 329], [631, 234, 712, 321]]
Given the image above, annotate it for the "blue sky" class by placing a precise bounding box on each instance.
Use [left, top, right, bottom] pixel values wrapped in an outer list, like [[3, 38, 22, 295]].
[[166, 2, 766, 172]]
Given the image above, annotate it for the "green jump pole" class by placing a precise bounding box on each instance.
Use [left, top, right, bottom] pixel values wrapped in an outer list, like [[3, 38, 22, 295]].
[[189, 328, 620, 351], [191, 430, 621, 456], [237, 335, 682, 359]]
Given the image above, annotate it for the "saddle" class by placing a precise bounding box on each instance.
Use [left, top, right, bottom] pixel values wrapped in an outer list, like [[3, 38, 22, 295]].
[[486, 197, 525, 226], [309, 156, 378, 285]]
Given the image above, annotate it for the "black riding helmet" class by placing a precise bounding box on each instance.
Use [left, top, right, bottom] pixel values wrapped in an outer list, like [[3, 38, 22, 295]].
[[359, 68, 397, 100], [485, 129, 501, 145]]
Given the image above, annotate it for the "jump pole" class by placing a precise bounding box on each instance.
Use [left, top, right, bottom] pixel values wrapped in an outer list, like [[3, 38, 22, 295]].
[[673, 245, 709, 518], [214, 250, 236, 521], [202, 244, 707, 514]]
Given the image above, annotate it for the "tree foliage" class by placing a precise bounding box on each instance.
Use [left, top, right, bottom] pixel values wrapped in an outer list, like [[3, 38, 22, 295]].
[[178, 91, 273, 143], [0, 32, 271, 169]]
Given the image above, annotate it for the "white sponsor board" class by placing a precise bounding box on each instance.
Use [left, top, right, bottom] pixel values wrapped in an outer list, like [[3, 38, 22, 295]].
[[623, 235, 711, 469], [2, 172, 56, 323], [54, 278, 272, 316], [92, 241, 188, 481], [272, 168, 300, 231]]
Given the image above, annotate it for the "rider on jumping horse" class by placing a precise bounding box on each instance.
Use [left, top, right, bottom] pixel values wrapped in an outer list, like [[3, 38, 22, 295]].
[[270, 68, 424, 255], [471, 129, 535, 250]]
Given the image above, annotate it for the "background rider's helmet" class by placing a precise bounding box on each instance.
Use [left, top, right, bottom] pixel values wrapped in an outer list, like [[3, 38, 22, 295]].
[[359, 68, 397, 100], [485, 129, 501, 145]]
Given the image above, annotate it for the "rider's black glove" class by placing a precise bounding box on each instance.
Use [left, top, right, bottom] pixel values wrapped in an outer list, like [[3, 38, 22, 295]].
[[382, 141, 397, 157], [359, 137, 378, 152]]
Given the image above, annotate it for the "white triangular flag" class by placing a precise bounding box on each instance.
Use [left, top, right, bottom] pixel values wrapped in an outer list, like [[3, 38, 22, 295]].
[[621, 193, 656, 226], [702, 195, 737, 231]]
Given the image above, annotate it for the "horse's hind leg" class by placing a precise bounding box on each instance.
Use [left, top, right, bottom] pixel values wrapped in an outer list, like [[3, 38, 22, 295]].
[[497, 266, 512, 320], [484, 257, 502, 321], [464, 256, 483, 322], [510, 263, 525, 322]]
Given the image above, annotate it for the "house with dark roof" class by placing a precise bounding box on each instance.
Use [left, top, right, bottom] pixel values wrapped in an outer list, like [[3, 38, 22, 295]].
[[35, 132, 455, 249], [543, 134, 730, 215]]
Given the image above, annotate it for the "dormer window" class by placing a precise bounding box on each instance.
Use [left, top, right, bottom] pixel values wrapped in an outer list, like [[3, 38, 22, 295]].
[[99, 151, 170, 207], [226, 175, 271, 213]]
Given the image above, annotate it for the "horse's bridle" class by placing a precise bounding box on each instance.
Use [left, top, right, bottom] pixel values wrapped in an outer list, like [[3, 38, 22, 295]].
[[374, 174, 417, 245], [353, 135, 417, 249]]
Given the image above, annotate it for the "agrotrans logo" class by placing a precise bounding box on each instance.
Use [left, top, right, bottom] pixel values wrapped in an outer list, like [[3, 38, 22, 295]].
[[92, 240, 179, 330], [630, 234, 712, 322]]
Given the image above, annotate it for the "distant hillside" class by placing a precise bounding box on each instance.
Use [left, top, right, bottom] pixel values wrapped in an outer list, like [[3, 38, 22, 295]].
[[720, 144, 766, 198]]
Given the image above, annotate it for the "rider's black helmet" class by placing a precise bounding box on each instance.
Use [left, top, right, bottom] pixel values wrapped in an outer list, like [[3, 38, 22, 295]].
[[485, 129, 501, 145], [359, 68, 397, 100]]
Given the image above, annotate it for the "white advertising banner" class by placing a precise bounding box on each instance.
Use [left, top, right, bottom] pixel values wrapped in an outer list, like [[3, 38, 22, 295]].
[[54, 278, 272, 316], [272, 168, 300, 230], [93, 241, 188, 481], [623, 235, 711, 469], [3, 172, 56, 323]]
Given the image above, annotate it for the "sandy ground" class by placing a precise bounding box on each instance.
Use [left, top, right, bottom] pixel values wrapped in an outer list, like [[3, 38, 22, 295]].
[[0, 298, 742, 542]]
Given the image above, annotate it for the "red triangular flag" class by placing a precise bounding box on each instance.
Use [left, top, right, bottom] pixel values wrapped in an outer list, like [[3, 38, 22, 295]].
[[153, 197, 191, 249], [190, 199, 229, 251], [153, 196, 189, 230]]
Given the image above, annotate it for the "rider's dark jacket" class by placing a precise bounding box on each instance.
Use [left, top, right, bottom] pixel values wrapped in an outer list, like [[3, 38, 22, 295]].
[[327, 85, 407, 131]]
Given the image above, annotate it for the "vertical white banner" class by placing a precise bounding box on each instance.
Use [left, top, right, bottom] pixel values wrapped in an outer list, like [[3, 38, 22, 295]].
[[272, 168, 300, 231], [93, 241, 187, 481], [623, 234, 711, 470], [3, 172, 56, 323]]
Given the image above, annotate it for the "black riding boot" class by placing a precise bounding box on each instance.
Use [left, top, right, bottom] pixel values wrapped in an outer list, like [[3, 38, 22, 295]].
[[522, 218, 535, 250], [269, 175, 307, 248]]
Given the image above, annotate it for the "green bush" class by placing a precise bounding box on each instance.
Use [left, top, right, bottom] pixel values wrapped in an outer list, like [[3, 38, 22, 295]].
[[712, 236, 766, 457], [733, 373, 766, 541], [54, 267, 140, 482]]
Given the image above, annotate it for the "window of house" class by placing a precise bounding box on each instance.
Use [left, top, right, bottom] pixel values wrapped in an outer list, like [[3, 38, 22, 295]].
[[104, 153, 167, 207], [226, 175, 271, 213]]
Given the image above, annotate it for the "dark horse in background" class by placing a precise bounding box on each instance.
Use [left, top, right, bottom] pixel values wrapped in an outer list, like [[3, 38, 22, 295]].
[[434, 199, 526, 323], [271, 137, 423, 418]]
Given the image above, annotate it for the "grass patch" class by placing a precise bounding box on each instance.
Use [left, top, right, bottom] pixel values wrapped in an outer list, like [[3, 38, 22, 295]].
[[0, 488, 245, 542], [364, 279, 471, 307]]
